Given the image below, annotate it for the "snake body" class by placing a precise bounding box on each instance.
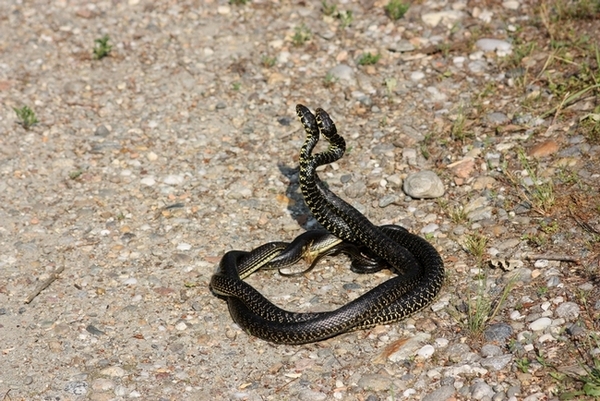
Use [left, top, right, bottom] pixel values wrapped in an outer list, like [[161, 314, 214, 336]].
[[210, 105, 444, 344]]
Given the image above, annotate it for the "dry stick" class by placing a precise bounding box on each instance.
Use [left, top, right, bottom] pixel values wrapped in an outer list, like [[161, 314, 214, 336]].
[[524, 254, 579, 263], [24, 265, 65, 304]]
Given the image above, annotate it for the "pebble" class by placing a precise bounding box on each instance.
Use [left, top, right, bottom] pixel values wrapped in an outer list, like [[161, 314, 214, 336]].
[[389, 40, 414, 52], [328, 64, 355, 83], [528, 140, 559, 158], [470, 379, 495, 400], [476, 39, 513, 54], [484, 323, 514, 342], [422, 385, 455, 401], [403, 170, 445, 199], [94, 125, 110, 137], [481, 354, 512, 371], [421, 10, 464, 27], [378, 194, 399, 208], [481, 344, 503, 357], [529, 317, 552, 331], [162, 174, 185, 185], [447, 157, 475, 179], [92, 378, 115, 391], [555, 302, 579, 320], [503, 0, 520, 9], [417, 344, 435, 358], [100, 366, 127, 378], [386, 332, 432, 362], [486, 112, 510, 125], [410, 71, 425, 81], [140, 176, 156, 186], [64, 381, 88, 395], [420, 223, 439, 234], [357, 374, 393, 392], [177, 242, 192, 251]]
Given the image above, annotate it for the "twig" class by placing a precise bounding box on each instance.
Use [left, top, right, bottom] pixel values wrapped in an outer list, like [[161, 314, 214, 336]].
[[524, 254, 580, 263], [24, 265, 65, 304]]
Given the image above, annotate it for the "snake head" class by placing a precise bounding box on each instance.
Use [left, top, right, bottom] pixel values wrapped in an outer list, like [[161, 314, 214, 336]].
[[296, 104, 317, 128], [315, 108, 338, 140]]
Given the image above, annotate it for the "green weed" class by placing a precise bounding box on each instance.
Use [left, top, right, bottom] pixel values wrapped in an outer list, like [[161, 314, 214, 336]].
[[385, 0, 409, 20], [292, 24, 311, 46], [93, 34, 112, 59], [261, 55, 276, 68], [321, 0, 337, 16], [358, 52, 381, 66], [13, 105, 39, 129]]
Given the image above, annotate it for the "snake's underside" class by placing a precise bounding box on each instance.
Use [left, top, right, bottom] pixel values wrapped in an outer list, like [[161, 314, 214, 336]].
[[210, 104, 445, 344]]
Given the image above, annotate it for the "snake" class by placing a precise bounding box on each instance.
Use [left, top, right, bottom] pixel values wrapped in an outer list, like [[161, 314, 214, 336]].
[[210, 104, 445, 344]]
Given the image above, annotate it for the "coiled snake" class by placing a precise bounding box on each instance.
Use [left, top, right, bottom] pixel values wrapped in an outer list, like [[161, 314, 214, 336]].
[[210, 105, 444, 344]]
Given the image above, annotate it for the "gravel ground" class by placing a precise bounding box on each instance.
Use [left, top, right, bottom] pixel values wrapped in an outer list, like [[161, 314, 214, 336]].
[[1, 0, 600, 400]]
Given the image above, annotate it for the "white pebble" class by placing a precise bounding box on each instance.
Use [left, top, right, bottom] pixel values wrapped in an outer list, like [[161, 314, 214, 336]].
[[538, 334, 555, 343], [529, 317, 552, 331], [140, 176, 156, 186], [177, 242, 192, 251], [475, 38, 512, 53], [502, 0, 520, 10], [217, 5, 230, 14], [163, 174, 184, 185], [417, 344, 435, 358], [147, 152, 158, 161], [175, 321, 188, 331], [510, 310, 524, 320], [410, 71, 425, 81], [100, 366, 126, 377], [122, 277, 137, 286]]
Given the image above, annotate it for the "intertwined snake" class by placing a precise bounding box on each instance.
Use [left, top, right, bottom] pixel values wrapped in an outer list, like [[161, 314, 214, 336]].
[[210, 105, 444, 344]]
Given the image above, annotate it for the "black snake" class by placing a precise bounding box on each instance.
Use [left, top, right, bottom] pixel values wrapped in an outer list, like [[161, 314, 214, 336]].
[[210, 105, 444, 344]]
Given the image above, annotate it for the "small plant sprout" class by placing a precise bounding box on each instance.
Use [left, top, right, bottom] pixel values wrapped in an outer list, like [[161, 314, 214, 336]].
[[13, 105, 39, 129], [321, 1, 337, 16], [93, 34, 112, 59], [292, 24, 311, 47], [358, 52, 381, 66], [261, 55, 276, 68], [323, 72, 338, 88], [337, 10, 353, 28], [385, 0, 409, 21]]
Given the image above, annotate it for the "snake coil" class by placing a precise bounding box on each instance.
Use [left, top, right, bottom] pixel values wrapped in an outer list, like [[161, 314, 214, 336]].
[[210, 105, 444, 344]]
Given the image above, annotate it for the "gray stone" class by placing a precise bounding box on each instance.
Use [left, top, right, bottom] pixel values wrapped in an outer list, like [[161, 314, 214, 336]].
[[64, 381, 88, 395], [378, 194, 399, 208], [422, 385, 455, 401], [403, 170, 445, 199], [357, 374, 393, 392], [94, 124, 110, 137], [471, 379, 495, 400], [476, 38, 512, 53], [481, 354, 513, 371], [388, 40, 414, 53], [486, 112, 509, 125], [328, 64, 355, 84], [555, 302, 580, 320], [484, 323, 514, 342], [529, 317, 551, 331], [481, 344, 503, 357]]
